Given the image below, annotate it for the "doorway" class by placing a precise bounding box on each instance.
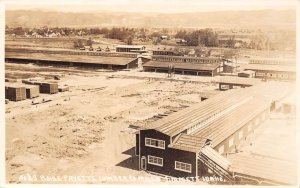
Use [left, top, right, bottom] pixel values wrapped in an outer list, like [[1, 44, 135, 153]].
[[141, 156, 147, 170]]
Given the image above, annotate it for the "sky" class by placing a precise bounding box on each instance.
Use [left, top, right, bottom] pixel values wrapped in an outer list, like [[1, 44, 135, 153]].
[[3, 0, 299, 13]]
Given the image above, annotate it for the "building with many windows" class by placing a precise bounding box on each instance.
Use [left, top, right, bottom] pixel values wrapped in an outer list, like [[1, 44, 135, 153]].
[[243, 64, 296, 80], [116, 45, 146, 53]]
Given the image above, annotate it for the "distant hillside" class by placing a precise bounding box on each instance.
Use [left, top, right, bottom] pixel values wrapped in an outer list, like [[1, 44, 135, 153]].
[[5, 9, 296, 29]]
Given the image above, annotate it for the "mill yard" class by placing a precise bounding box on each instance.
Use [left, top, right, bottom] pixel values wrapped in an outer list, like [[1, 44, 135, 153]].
[[4, 38, 298, 185]]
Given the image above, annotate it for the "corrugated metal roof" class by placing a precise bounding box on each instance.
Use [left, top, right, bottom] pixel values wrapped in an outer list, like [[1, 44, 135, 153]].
[[116, 45, 145, 48], [192, 98, 270, 148], [169, 133, 210, 153], [201, 146, 231, 170], [243, 64, 296, 72], [6, 52, 136, 66], [142, 88, 252, 136], [152, 55, 221, 61], [142, 82, 291, 138], [228, 153, 297, 185], [143, 61, 219, 71], [217, 76, 261, 85]]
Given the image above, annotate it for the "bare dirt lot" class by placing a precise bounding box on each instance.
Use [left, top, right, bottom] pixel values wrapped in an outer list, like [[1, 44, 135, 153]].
[[5, 63, 217, 184]]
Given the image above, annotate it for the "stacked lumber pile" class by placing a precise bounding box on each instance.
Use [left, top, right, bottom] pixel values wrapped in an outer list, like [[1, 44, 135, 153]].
[[24, 85, 40, 98], [5, 84, 26, 101], [58, 85, 69, 92], [38, 82, 58, 94], [22, 78, 58, 94]]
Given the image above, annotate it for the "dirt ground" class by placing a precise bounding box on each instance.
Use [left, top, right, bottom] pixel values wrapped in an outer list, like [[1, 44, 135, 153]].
[[5, 63, 217, 184]]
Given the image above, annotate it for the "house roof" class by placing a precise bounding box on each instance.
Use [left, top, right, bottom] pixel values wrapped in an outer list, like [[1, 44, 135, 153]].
[[6, 52, 137, 66], [217, 76, 261, 85], [201, 146, 231, 170], [243, 64, 296, 73], [141, 88, 247, 137], [141, 82, 291, 138], [169, 133, 210, 153], [116, 45, 145, 49], [143, 61, 220, 71], [191, 98, 270, 148], [152, 55, 221, 61]]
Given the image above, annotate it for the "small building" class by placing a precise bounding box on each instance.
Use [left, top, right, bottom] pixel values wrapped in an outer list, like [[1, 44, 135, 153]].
[[152, 49, 178, 56], [5, 84, 26, 101], [249, 58, 295, 66], [237, 70, 255, 78], [176, 39, 187, 46], [243, 64, 296, 80], [217, 77, 261, 90], [116, 45, 146, 53], [160, 35, 169, 40]]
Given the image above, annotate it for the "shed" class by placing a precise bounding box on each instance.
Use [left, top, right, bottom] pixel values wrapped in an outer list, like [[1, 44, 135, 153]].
[[238, 70, 255, 78]]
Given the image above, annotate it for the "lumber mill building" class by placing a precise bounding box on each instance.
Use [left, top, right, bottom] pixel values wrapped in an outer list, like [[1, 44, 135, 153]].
[[242, 64, 296, 80], [5, 51, 142, 70], [135, 82, 296, 185], [143, 55, 224, 77], [116, 45, 146, 53]]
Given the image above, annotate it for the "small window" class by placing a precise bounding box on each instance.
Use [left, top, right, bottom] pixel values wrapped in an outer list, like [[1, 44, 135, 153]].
[[145, 137, 165, 149], [175, 161, 192, 173], [148, 155, 163, 167]]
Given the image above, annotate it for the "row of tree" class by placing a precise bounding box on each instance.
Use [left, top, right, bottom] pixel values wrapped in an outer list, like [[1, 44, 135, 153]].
[[175, 29, 219, 47], [6, 26, 295, 51]]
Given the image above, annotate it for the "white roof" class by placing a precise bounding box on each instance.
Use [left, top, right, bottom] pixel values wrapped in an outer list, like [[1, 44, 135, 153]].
[[116, 45, 145, 49]]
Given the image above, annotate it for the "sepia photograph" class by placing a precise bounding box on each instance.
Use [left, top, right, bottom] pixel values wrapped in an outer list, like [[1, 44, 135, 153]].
[[1, 0, 299, 186]]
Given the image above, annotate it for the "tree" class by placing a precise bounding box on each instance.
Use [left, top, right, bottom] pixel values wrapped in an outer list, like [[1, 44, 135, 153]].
[[74, 39, 84, 48], [227, 36, 235, 48], [175, 30, 187, 39], [126, 36, 133, 45], [86, 38, 93, 47]]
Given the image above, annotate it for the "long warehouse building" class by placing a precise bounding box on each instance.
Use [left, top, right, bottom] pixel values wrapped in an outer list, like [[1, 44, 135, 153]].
[[135, 82, 294, 184]]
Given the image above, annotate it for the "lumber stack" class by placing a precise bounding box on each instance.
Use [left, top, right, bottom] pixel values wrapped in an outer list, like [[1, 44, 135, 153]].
[[22, 78, 58, 94], [5, 84, 26, 101], [37, 82, 58, 94], [58, 85, 69, 92], [24, 85, 40, 98]]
